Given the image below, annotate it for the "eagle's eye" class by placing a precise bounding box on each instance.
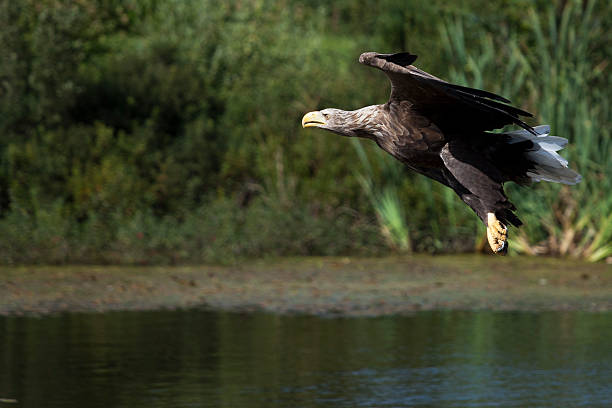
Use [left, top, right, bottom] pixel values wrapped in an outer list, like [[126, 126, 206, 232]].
[[323, 113, 329, 119]]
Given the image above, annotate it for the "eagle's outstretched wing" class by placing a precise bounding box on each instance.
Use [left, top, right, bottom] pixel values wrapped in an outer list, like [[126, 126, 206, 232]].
[[359, 52, 536, 135]]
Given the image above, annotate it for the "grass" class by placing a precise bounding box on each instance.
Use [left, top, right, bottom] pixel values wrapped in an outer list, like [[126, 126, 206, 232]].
[[0, 197, 387, 265], [353, 0, 610, 261], [503, 0, 611, 261], [352, 139, 411, 252]]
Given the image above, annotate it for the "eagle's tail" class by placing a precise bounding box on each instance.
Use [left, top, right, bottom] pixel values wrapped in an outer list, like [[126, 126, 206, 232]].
[[503, 125, 582, 185]]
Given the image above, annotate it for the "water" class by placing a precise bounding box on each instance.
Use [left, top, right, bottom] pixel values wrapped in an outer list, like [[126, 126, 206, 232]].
[[1, 310, 611, 408]]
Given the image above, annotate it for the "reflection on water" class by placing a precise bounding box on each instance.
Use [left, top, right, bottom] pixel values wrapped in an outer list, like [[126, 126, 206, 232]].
[[1, 310, 611, 407]]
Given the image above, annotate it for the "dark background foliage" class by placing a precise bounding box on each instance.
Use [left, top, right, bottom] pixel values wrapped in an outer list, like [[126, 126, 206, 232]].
[[0, 0, 609, 264]]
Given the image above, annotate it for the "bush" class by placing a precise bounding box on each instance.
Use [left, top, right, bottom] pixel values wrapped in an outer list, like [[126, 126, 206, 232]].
[[0, 0, 609, 263]]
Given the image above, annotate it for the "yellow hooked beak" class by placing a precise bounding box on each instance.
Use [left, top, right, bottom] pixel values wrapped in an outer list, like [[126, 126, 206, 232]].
[[301, 111, 326, 128]]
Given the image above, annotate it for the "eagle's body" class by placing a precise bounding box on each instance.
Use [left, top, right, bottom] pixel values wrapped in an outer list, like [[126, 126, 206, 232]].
[[302, 52, 581, 253]]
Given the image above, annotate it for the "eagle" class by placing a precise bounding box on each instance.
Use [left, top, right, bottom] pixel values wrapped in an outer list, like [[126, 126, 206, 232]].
[[302, 52, 581, 254]]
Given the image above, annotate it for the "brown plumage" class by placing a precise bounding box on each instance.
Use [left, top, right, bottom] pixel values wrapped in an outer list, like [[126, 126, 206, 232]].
[[302, 52, 581, 254]]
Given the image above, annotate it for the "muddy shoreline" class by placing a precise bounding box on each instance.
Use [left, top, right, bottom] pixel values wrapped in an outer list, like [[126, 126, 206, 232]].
[[1, 256, 611, 316]]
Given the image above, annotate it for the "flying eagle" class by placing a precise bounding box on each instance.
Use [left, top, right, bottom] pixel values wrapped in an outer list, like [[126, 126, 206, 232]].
[[302, 52, 581, 254]]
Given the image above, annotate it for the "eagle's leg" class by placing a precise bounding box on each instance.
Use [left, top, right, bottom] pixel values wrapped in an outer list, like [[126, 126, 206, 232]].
[[440, 141, 517, 255], [487, 212, 507, 254]]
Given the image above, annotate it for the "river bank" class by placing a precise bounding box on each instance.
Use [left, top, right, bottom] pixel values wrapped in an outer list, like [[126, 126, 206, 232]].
[[1, 255, 611, 316]]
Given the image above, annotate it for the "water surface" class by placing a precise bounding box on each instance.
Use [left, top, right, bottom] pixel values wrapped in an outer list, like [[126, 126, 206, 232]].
[[1, 310, 611, 407]]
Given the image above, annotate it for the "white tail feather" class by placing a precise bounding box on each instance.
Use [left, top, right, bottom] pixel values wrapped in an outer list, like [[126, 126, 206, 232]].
[[505, 125, 582, 185]]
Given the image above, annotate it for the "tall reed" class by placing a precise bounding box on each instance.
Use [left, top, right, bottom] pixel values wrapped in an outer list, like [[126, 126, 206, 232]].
[[352, 139, 412, 252], [441, 0, 611, 261], [355, 0, 610, 260]]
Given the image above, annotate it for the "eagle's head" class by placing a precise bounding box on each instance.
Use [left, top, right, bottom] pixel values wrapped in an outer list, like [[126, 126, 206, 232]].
[[301, 109, 357, 137], [302, 105, 384, 139]]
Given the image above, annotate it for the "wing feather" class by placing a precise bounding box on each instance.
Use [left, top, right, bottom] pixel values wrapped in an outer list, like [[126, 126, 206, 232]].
[[359, 52, 536, 135]]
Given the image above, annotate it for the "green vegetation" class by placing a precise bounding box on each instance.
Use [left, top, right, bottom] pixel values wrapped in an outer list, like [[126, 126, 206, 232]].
[[0, 0, 609, 264], [442, 0, 612, 261]]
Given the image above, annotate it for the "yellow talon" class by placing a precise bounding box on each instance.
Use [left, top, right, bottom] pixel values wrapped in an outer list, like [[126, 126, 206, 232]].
[[487, 212, 508, 254]]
